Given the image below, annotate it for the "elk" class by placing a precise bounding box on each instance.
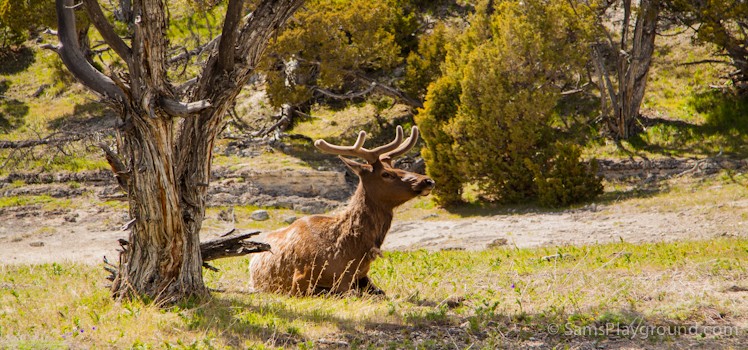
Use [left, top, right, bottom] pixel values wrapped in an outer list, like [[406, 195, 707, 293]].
[[249, 125, 435, 295]]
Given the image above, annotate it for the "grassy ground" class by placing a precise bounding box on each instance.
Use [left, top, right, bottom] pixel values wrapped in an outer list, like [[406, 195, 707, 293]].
[[582, 29, 746, 160], [1, 237, 745, 348]]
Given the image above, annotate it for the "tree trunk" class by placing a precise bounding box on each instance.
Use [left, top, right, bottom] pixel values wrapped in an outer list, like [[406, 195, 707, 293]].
[[111, 111, 207, 301], [617, 0, 659, 139], [594, 0, 660, 140], [55, 0, 305, 303]]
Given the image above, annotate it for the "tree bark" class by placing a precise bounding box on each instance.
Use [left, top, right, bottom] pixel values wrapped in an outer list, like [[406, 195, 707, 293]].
[[618, 0, 659, 139], [55, 0, 304, 303], [594, 0, 660, 140]]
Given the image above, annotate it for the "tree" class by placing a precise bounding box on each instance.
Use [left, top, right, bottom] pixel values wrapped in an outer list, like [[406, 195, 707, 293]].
[[256, 0, 421, 133], [401, 23, 452, 101], [0, 0, 82, 50], [591, 0, 661, 139], [664, 0, 748, 91], [52, 0, 304, 302], [416, 0, 602, 205]]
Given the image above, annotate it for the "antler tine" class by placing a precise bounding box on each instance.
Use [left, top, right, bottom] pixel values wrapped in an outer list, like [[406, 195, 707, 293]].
[[314, 130, 379, 163], [369, 125, 404, 156], [381, 126, 419, 160]]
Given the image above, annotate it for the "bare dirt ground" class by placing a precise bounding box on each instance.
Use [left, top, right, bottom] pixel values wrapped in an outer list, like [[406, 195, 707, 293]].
[[3, 156, 747, 265], [385, 201, 748, 251], [2, 185, 747, 265]]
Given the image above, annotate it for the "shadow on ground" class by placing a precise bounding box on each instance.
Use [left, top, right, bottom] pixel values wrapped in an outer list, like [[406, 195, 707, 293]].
[[179, 292, 748, 349], [627, 90, 748, 158], [0, 47, 35, 75], [0, 80, 29, 133]]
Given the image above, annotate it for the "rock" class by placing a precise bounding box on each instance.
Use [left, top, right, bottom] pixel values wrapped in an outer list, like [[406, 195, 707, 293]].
[[29, 241, 45, 247], [64, 213, 79, 223], [487, 238, 508, 248], [283, 215, 297, 224], [294, 204, 327, 214], [251, 209, 270, 221], [218, 207, 235, 222]]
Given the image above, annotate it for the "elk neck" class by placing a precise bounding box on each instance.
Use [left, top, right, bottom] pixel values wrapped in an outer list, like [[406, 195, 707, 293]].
[[334, 183, 394, 250]]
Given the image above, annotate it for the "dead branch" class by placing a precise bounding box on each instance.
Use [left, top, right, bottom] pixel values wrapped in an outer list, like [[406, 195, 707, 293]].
[[105, 230, 269, 281], [0, 135, 84, 149], [168, 36, 220, 64], [99, 142, 129, 192], [313, 82, 377, 100], [679, 59, 732, 66], [201, 230, 269, 262]]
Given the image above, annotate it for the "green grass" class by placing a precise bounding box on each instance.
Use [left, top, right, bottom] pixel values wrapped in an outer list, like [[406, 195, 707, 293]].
[[291, 102, 412, 142], [583, 29, 747, 160], [0, 194, 72, 210], [1, 238, 746, 348]]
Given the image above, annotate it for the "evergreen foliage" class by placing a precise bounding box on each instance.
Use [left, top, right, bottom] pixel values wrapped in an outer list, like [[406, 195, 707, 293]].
[[0, 0, 56, 48], [416, 0, 603, 205], [261, 0, 418, 108], [665, 0, 748, 91]]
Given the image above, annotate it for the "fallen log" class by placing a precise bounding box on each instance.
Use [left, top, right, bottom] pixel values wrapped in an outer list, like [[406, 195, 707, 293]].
[[201, 230, 270, 271], [104, 230, 270, 281]]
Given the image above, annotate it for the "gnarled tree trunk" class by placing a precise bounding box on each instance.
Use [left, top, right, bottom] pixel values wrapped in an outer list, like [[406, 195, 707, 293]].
[[55, 0, 304, 302]]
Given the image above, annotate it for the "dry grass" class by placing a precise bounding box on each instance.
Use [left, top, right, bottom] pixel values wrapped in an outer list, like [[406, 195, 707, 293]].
[[1, 235, 746, 348]]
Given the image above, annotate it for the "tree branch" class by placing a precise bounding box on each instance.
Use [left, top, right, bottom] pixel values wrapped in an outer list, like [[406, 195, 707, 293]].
[[313, 82, 377, 100], [235, 0, 306, 69], [56, 0, 126, 101], [679, 59, 733, 66], [99, 142, 130, 192], [216, 0, 243, 72], [200, 230, 269, 262], [159, 97, 212, 117], [132, 0, 169, 92], [83, 0, 132, 61], [40, 44, 60, 53], [168, 36, 220, 64], [0, 135, 83, 149]]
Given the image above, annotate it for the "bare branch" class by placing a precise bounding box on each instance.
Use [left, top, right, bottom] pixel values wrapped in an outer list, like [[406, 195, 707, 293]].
[[560, 88, 584, 95], [159, 98, 212, 117], [313, 82, 377, 100], [0, 135, 83, 149], [56, 0, 126, 101], [168, 36, 220, 64], [83, 0, 132, 61], [350, 72, 422, 108], [679, 59, 733, 66], [216, 0, 243, 72], [235, 0, 306, 69], [200, 230, 269, 262], [592, 43, 619, 111], [132, 0, 169, 92], [175, 78, 198, 94], [40, 44, 60, 53]]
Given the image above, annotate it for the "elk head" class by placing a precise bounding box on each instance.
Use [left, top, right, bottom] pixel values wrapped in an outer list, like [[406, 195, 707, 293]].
[[314, 126, 435, 209]]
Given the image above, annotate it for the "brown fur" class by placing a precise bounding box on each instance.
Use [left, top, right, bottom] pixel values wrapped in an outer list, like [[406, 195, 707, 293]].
[[249, 127, 434, 295]]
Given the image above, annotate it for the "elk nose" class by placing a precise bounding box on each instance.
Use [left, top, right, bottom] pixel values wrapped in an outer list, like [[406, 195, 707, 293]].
[[423, 178, 435, 188]]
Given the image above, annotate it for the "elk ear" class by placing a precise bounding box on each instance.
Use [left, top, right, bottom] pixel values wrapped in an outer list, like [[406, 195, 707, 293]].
[[339, 156, 371, 175]]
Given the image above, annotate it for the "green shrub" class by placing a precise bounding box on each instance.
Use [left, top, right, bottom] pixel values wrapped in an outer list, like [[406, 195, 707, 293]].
[[528, 143, 603, 207], [402, 23, 452, 100], [416, 0, 602, 206]]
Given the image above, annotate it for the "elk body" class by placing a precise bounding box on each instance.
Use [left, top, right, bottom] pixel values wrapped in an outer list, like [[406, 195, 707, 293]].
[[249, 126, 435, 295]]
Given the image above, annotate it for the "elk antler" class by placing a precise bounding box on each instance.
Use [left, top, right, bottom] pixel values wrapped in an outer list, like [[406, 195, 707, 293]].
[[380, 126, 419, 163], [314, 125, 419, 164]]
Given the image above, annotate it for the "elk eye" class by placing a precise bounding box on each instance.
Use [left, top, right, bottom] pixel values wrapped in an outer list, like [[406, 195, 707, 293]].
[[382, 172, 393, 179]]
